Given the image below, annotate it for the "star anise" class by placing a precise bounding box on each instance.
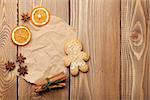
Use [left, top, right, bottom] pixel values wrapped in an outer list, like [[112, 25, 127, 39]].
[[5, 61, 16, 71], [16, 53, 26, 64], [18, 65, 28, 76], [21, 13, 30, 22]]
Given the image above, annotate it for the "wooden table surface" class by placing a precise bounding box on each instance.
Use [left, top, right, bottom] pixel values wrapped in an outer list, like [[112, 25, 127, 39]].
[[0, 0, 150, 100]]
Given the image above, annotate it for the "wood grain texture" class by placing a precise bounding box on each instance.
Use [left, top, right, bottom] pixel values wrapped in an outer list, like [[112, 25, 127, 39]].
[[18, 0, 69, 100], [2, 0, 150, 100], [0, 0, 17, 100], [70, 0, 120, 100], [121, 0, 150, 100]]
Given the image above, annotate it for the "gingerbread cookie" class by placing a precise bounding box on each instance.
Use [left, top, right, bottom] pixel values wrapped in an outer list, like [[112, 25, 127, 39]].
[[63, 39, 90, 76]]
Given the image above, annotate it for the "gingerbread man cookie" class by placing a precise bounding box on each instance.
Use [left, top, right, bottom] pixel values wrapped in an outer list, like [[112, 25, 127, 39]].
[[63, 39, 90, 76]]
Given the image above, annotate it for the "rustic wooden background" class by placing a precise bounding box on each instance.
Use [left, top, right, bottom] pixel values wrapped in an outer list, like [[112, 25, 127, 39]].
[[0, 0, 150, 100]]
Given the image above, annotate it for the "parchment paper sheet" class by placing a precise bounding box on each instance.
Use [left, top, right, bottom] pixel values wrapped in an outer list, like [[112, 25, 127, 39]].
[[13, 16, 77, 83]]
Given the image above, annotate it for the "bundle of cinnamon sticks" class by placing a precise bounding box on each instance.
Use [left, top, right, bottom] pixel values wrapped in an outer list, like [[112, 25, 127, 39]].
[[34, 72, 67, 93]]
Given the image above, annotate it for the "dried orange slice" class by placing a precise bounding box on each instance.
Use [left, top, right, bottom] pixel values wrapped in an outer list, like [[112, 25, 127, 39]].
[[11, 25, 31, 46], [31, 7, 50, 26]]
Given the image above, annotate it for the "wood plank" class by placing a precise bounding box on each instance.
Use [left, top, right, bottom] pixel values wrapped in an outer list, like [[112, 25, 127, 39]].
[[70, 0, 120, 100], [121, 0, 150, 99], [18, 0, 69, 100], [0, 0, 17, 100]]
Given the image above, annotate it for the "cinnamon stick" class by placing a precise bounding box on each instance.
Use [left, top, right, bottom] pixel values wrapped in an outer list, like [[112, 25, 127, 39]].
[[35, 82, 66, 93], [34, 72, 67, 93], [36, 72, 67, 86], [48, 83, 66, 89]]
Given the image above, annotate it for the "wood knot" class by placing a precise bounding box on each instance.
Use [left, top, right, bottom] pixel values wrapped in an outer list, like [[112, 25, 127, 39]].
[[130, 31, 141, 42]]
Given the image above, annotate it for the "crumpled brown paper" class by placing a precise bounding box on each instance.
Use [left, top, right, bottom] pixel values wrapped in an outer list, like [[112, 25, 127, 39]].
[[13, 16, 77, 83]]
